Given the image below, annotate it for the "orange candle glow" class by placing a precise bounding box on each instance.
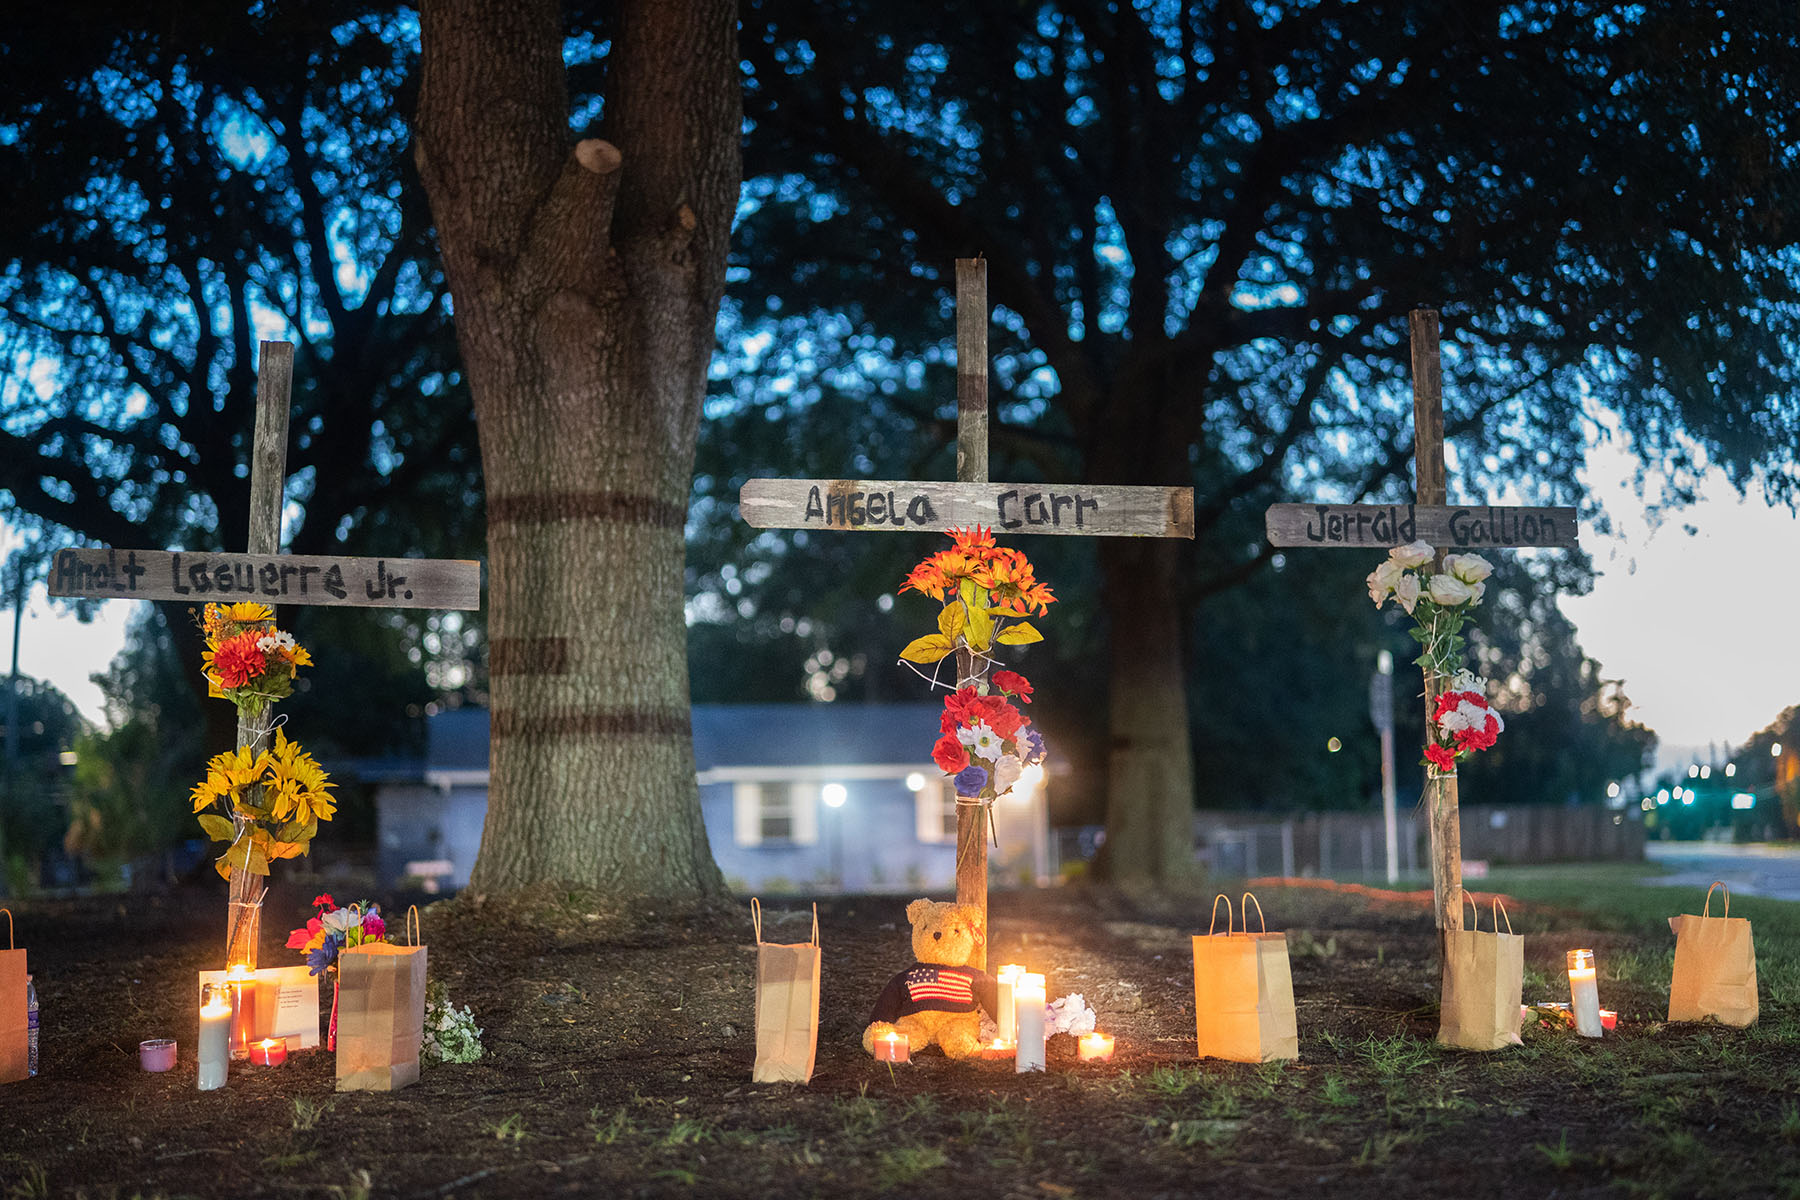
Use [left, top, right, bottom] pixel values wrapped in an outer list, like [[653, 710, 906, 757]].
[[225, 964, 256, 1060], [249, 1037, 288, 1067], [874, 1030, 910, 1063], [1078, 1032, 1115, 1062]]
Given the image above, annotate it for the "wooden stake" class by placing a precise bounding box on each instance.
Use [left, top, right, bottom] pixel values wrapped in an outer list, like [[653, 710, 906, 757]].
[[953, 259, 990, 969], [1408, 309, 1464, 935], [225, 341, 294, 970]]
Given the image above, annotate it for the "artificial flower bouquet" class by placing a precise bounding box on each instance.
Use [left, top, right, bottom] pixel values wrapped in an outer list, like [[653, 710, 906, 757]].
[[898, 527, 1055, 807], [189, 603, 335, 880], [1366, 540, 1503, 774], [288, 893, 390, 1052]]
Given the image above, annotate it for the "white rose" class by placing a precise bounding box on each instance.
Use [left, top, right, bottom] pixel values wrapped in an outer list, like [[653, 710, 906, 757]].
[[1443, 553, 1493, 584], [1394, 573, 1422, 614], [1366, 560, 1402, 607], [1389, 541, 1435, 569], [1428, 574, 1473, 606]]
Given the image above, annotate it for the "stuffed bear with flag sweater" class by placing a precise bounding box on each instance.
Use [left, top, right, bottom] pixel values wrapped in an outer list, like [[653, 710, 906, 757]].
[[863, 897, 998, 1060]]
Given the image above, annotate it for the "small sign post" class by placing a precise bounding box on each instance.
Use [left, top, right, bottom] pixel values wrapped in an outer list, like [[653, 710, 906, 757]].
[[47, 341, 481, 967], [740, 260, 1194, 964], [1264, 309, 1579, 936]]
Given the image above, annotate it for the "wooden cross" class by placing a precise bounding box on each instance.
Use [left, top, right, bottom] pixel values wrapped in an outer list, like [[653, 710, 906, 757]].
[[1263, 309, 1579, 934], [740, 259, 1195, 966], [47, 341, 481, 969]]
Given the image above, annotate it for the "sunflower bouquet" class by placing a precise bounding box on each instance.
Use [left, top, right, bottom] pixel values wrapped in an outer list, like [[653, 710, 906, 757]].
[[189, 602, 335, 880]]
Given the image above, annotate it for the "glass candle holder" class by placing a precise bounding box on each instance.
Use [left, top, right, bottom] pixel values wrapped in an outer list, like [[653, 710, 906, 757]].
[[139, 1038, 177, 1072], [1566, 949, 1603, 1038], [873, 1030, 909, 1063], [197, 984, 231, 1090], [1014, 972, 1047, 1073]]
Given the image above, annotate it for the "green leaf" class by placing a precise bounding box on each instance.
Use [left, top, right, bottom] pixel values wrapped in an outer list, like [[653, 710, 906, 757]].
[[996, 622, 1044, 645], [899, 634, 954, 664], [197, 814, 238, 843]]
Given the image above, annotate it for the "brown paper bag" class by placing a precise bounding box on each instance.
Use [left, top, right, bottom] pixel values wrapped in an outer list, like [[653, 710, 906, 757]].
[[336, 907, 427, 1092], [752, 899, 820, 1084], [1192, 893, 1298, 1063], [0, 909, 26, 1084], [1437, 896, 1524, 1051], [1668, 881, 1758, 1027]]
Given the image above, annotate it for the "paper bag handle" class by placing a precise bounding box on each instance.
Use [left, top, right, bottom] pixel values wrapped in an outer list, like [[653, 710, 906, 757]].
[[811, 903, 820, 948], [1, 907, 11, 950], [405, 904, 421, 946], [1459, 895, 1514, 934], [1206, 894, 1235, 936], [1703, 881, 1729, 918], [1241, 892, 1268, 934], [1461, 892, 1480, 929], [751, 897, 763, 944]]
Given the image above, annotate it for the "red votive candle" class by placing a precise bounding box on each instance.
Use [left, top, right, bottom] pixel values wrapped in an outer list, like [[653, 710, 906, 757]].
[[249, 1038, 288, 1067]]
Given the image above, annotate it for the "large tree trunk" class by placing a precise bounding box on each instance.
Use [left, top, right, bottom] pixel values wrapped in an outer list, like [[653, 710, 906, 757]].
[[415, 0, 736, 896], [1096, 537, 1200, 885]]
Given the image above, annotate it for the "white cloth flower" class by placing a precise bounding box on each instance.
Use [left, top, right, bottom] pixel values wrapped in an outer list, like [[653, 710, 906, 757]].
[[1449, 668, 1487, 693], [1389, 541, 1435, 569], [257, 631, 297, 654], [1443, 553, 1493, 584], [1367, 559, 1403, 607], [1394, 573, 1422, 614], [957, 722, 1001, 759], [320, 907, 360, 934], [1427, 573, 1474, 606], [1045, 993, 1097, 1037], [991, 754, 1023, 795]]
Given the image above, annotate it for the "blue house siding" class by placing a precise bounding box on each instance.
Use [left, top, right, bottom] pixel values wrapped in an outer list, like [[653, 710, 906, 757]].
[[701, 778, 956, 894]]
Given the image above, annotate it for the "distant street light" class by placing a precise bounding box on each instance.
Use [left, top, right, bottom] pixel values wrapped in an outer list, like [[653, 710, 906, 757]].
[[822, 782, 847, 808]]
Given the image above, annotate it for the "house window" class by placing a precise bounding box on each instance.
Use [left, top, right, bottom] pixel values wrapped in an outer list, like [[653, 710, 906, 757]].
[[914, 780, 960, 844], [732, 781, 818, 847]]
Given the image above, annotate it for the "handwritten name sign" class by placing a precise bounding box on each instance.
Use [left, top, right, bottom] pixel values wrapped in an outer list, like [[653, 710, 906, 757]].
[[48, 548, 482, 610], [739, 479, 1194, 539], [1263, 503, 1578, 549]]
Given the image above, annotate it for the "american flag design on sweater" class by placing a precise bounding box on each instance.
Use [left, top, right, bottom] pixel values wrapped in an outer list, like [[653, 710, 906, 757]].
[[869, 962, 998, 1024]]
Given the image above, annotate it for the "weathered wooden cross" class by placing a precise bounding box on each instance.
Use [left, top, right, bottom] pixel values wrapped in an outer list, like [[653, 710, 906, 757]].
[[48, 341, 482, 969], [1263, 308, 1579, 935], [740, 259, 1195, 966]]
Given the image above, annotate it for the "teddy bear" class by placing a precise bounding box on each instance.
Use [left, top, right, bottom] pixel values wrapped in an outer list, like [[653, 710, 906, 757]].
[[862, 897, 998, 1060]]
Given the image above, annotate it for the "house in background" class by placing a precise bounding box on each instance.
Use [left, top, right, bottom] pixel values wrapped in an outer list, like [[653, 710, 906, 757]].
[[374, 704, 1052, 894]]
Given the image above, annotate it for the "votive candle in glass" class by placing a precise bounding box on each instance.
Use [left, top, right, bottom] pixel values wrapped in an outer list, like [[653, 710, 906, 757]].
[[139, 1038, 177, 1073], [197, 984, 231, 1090], [873, 1030, 910, 1063], [995, 964, 1026, 1044], [225, 963, 256, 1060], [1078, 1031, 1114, 1062], [1567, 949, 1603, 1038], [1014, 972, 1046, 1073], [249, 1037, 288, 1067]]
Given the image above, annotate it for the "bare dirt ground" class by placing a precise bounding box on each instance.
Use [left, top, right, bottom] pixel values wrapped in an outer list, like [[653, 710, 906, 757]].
[[2, 879, 1796, 1199]]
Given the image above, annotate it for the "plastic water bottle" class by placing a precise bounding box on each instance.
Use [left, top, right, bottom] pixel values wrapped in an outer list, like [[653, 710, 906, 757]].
[[26, 974, 38, 1076]]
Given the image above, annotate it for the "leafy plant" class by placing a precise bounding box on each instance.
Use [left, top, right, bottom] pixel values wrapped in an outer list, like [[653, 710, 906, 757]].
[[483, 1113, 527, 1142], [1536, 1129, 1577, 1169], [875, 1146, 948, 1189]]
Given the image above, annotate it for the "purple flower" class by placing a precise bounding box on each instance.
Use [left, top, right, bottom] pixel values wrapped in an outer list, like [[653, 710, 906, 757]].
[[953, 764, 989, 797], [1022, 727, 1047, 764]]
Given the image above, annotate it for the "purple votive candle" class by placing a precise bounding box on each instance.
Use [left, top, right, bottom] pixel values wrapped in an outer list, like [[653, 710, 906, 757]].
[[140, 1038, 177, 1072]]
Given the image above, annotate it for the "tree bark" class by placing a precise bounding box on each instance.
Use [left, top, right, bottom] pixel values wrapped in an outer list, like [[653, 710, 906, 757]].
[[415, 0, 736, 897], [1096, 536, 1200, 885]]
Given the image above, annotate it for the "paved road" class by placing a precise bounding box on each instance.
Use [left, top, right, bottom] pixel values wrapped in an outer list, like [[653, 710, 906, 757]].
[[1644, 841, 1800, 903]]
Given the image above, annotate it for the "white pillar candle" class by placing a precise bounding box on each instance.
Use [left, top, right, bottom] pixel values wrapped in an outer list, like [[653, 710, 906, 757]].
[[197, 984, 231, 1091], [1014, 972, 1046, 1073], [995, 964, 1026, 1044], [1567, 949, 1603, 1038]]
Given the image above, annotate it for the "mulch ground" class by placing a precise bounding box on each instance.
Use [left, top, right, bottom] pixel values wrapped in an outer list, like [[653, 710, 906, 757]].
[[2, 878, 1795, 1199]]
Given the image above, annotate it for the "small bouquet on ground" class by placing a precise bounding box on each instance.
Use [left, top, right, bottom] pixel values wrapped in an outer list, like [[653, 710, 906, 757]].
[[1046, 993, 1097, 1038], [1366, 541, 1503, 774], [898, 527, 1055, 813], [288, 893, 390, 976], [423, 979, 484, 1066]]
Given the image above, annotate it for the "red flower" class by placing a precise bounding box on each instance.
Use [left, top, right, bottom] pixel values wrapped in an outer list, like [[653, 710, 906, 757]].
[[980, 698, 1026, 741], [285, 916, 323, 949], [992, 670, 1033, 703], [212, 631, 268, 689], [1424, 743, 1458, 772], [932, 733, 970, 774], [312, 893, 336, 910], [940, 688, 982, 732]]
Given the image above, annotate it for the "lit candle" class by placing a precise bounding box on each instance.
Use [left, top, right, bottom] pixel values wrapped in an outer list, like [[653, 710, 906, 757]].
[[1567, 949, 1603, 1038], [1600, 1009, 1617, 1031], [995, 964, 1026, 1044], [225, 964, 256, 1060], [249, 1037, 288, 1067], [1014, 972, 1046, 1073], [1078, 1032, 1114, 1062], [197, 984, 231, 1090], [139, 1038, 177, 1073], [874, 1030, 910, 1063]]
